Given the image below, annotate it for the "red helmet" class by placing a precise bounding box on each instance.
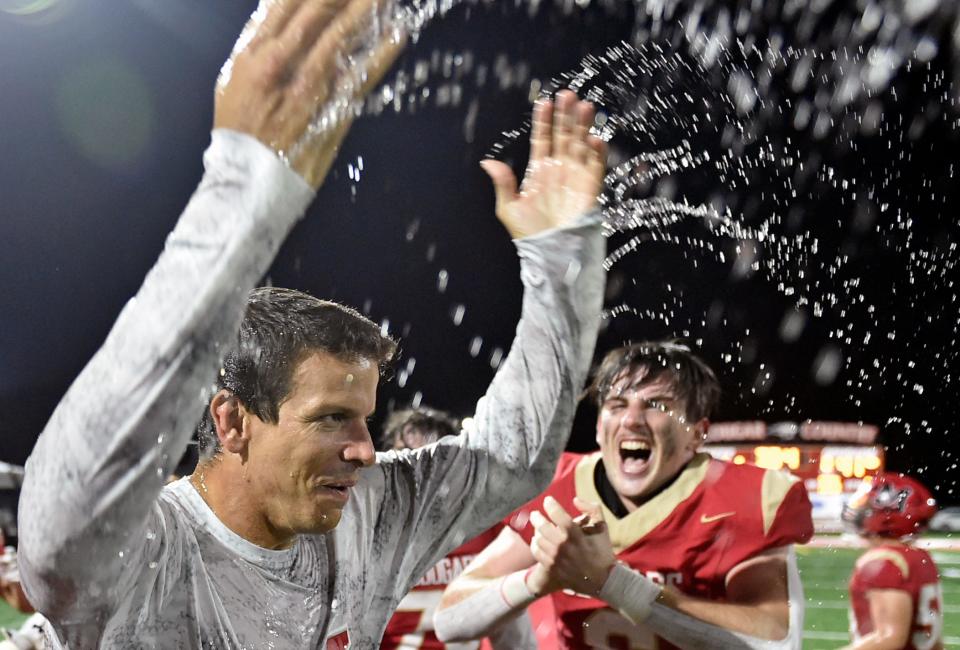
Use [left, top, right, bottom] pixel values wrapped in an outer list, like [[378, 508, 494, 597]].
[[842, 473, 938, 538]]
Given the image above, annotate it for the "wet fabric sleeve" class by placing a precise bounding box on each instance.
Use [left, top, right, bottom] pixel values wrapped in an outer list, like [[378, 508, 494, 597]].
[[17, 130, 315, 620], [369, 215, 606, 605]]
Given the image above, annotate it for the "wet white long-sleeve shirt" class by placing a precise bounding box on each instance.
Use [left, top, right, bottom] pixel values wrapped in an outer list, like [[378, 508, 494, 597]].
[[17, 130, 605, 649]]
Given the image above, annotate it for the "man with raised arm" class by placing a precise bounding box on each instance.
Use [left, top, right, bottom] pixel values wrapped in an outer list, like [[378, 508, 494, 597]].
[[16, 0, 608, 647], [435, 342, 814, 650]]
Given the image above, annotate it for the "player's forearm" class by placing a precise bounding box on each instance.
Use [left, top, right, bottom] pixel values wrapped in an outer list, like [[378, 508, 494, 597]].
[[600, 564, 798, 650], [643, 600, 797, 650], [18, 130, 313, 611], [839, 629, 911, 650], [648, 588, 790, 647], [466, 213, 605, 512], [434, 570, 537, 642], [486, 609, 537, 650]]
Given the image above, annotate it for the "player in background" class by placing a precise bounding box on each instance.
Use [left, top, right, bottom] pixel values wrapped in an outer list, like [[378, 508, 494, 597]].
[[434, 341, 815, 650], [379, 407, 534, 650], [839, 473, 944, 650], [1, 530, 44, 650]]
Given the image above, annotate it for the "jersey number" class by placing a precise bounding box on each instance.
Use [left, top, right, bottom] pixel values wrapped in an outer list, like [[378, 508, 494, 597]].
[[583, 609, 657, 650], [912, 582, 944, 650]]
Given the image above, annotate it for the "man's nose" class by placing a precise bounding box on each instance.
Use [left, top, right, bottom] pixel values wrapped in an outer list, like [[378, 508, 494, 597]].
[[622, 398, 649, 429], [342, 420, 376, 467]]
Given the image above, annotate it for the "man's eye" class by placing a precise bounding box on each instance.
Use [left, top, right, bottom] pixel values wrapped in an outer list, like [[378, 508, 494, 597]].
[[605, 401, 626, 411], [645, 400, 666, 411], [316, 413, 346, 425]]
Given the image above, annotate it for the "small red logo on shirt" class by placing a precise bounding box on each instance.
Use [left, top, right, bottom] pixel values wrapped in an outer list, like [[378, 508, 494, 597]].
[[326, 630, 350, 649]]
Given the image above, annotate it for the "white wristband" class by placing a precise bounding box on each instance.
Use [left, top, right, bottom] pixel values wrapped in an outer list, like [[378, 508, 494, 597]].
[[598, 563, 663, 623], [500, 570, 537, 608]]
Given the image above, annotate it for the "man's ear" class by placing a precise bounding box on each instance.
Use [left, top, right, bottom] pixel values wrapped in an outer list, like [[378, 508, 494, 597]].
[[687, 418, 710, 452], [210, 390, 250, 455]]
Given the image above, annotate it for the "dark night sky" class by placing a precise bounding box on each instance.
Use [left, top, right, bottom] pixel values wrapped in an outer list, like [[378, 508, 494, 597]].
[[1, 1, 958, 505]]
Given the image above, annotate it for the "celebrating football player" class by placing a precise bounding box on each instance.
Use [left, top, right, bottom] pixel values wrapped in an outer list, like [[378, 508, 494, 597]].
[[839, 473, 944, 650], [380, 407, 534, 650], [434, 341, 815, 649]]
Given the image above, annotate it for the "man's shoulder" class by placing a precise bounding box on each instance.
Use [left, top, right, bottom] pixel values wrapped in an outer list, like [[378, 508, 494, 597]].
[[159, 477, 208, 524], [706, 456, 769, 486], [703, 460, 811, 531]]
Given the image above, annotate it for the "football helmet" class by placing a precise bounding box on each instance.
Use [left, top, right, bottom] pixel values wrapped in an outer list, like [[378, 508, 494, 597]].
[[842, 472, 938, 538]]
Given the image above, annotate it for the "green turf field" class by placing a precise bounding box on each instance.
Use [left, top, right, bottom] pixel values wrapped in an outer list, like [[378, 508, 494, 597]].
[[0, 598, 27, 630], [1, 542, 957, 646], [799, 543, 960, 649]]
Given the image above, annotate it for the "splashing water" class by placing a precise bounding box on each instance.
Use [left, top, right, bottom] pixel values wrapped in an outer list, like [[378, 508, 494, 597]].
[[235, 0, 960, 496]]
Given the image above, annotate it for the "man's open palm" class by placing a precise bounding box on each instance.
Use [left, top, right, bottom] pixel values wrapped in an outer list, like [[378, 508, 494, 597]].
[[482, 90, 607, 239]]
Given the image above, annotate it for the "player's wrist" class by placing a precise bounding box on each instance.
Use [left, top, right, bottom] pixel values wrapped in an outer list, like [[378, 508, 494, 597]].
[[598, 562, 663, 624], [590, 559, 617, 595], [499, 569, 538, 608]]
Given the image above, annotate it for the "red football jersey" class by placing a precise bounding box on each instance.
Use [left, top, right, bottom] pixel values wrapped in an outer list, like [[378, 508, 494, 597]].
[[848, 544, 944, 650], [511, 452, 814, 650], [381, 525, 502, 650]]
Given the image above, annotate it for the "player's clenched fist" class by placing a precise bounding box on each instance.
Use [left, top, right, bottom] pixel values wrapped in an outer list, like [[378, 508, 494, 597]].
[[215, 0, 406, 187], [527, 496, 616, 597]]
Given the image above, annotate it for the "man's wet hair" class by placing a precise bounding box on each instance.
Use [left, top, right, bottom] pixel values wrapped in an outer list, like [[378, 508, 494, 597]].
[[587, 341, 720, 423], [198, 287, 397, 457], [382, 406, 460, 451]]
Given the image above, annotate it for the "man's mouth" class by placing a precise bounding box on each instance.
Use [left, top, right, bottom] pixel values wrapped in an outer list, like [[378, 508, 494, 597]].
[[317, 480, 356, 503], [618, 439, 653, 475]]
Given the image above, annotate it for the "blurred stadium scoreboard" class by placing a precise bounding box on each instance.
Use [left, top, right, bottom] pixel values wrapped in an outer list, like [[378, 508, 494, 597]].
[[703, 421, 883, 532]]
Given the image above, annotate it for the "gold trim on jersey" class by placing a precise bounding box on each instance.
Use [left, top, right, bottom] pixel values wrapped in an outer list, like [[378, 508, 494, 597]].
[[856, 548, 910, 578], [760, 469, 801, 536], [574, 452, 711, 553]]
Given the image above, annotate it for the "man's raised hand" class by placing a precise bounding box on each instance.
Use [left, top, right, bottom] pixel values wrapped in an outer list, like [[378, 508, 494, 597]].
[[482, 90, 607, 239], [214, 0, 406, 188]]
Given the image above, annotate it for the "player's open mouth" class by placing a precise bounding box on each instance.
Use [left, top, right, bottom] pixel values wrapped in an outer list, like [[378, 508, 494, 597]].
[[619, 439, 652, 475]]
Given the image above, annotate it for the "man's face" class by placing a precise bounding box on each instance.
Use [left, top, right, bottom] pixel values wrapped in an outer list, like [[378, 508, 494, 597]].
[[245, 350, 379, 538], [596, 368, 706, 511]]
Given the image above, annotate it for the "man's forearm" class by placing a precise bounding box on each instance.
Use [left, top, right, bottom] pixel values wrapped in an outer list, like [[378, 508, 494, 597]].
[[462, 214, 605, 525], [434, 570, 537, 642], [18, 130, 314, 613]]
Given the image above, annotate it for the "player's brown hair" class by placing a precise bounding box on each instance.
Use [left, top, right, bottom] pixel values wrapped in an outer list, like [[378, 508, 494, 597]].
[[587, 341, 720, 422], [381, 406, 460, 451], [197, 287, 396, 457]]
